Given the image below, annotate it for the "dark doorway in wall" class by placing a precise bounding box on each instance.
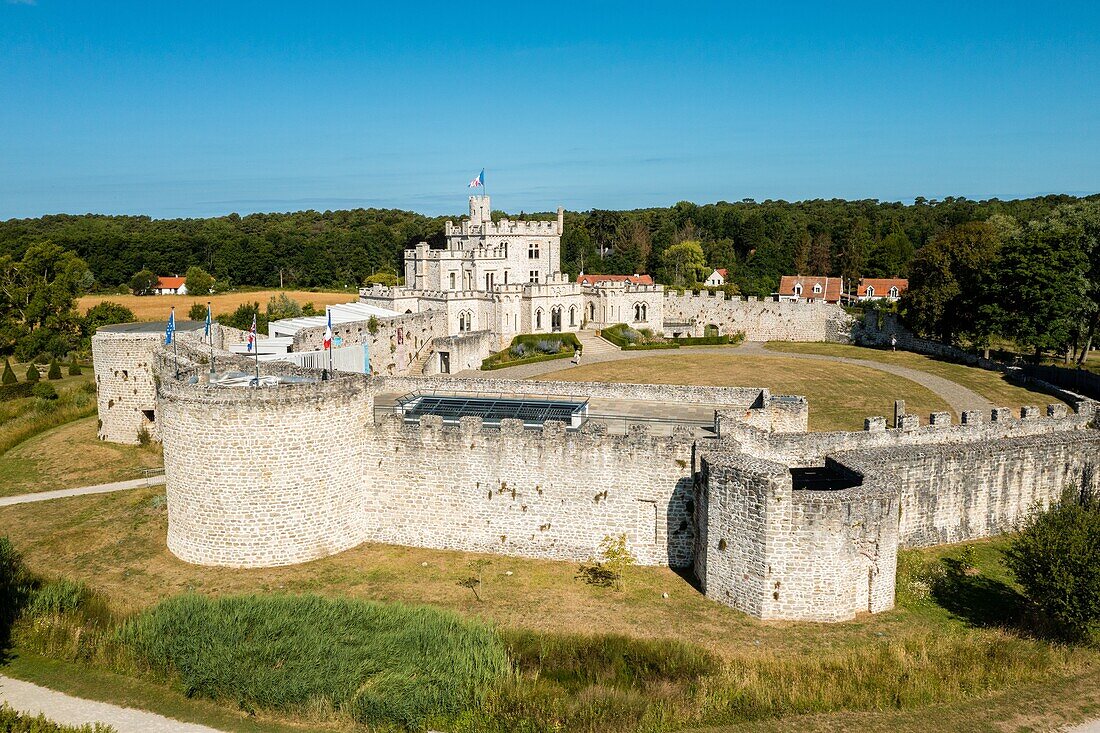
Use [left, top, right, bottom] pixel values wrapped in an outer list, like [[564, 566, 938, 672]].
[[439, 352, 450, 374], [790, 465, 860, 491], [141, 409, 156, 422]]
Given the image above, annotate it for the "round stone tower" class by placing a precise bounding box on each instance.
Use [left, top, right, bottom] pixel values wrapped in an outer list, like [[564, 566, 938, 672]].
[[158, 374, 369, 568]]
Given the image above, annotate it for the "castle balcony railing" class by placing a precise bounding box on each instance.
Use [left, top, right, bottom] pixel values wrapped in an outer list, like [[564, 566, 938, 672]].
[[270, 344, 369, 374]]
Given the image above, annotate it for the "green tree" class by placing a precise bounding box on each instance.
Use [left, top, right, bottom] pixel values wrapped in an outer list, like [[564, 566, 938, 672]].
[[47, 358, 62, 380], [902, 221, 1000, 344], [129, 269, 158, 296], [561, 224, 598, 277], [188, 302, 208, 321], [0, 242, 89, 358], [1, 359, 15, 385], [867, 231, 914, 278], [989, 215, 1088, 361], [184, 265, 215, 296], [808, 232, 832, 274], [82, 301, 135, 341], [363, 271, 400, 287], [217, 301, 267, 334], [25, 363, 39, 382], [1005, 492, 1100, 641], [266, 293, 303, 321], [659, 240, 708, 286]]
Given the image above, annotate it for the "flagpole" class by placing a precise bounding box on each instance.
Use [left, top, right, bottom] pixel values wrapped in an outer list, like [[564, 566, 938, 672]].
[[170, 307, 178, 378], [254, 325, 260, 388], [327, 307, 334, 376], [207, 301, 215, 375]]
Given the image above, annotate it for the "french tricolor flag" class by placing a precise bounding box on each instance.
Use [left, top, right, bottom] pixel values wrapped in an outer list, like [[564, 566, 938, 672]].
[[467, 169, 484, 188], [323, 309, 333, 350]]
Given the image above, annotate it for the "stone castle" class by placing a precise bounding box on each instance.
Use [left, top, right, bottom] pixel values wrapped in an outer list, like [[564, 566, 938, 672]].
[[91, 195, 1100, 623]]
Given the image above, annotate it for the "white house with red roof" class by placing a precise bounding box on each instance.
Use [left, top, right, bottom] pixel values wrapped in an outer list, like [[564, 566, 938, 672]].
[[777, 275, 843, 303], [704, 268, 728, 287], [154, 276, 188, 295], [856, 278, 908, 302]]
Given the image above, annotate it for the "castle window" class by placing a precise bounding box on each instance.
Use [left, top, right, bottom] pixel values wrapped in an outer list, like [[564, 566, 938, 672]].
[[865, 285, 875, 298], [528, 242, 540, 259], [569, 306, 576, 326], [889, 286, 899, 298], [449, 272, 456, 290], [485, 272, 494, 290], [502, 241, 508, 258], [529, 270, 539, 284], [535, 308, 543, 329], [588, 302, 596, 321]]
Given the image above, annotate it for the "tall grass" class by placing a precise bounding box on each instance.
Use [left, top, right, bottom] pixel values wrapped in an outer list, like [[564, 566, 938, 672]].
[[117, 594, 509, 729], [0, 383, 96, 455]]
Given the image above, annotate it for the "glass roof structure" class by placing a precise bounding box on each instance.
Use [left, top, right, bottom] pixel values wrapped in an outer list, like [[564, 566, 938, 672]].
[[397, 390, 588, 429]]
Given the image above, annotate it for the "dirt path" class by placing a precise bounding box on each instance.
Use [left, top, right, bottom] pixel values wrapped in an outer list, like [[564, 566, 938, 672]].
[[0, 475, 164, 508], [465, 338, 994, 418], [0, 674, 224, 733]]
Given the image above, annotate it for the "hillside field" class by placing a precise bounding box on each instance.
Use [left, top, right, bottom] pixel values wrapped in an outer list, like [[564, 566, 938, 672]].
[[78, 289, 358, 322]]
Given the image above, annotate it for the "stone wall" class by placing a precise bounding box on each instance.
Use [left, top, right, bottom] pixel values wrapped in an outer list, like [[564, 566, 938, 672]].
[[695, 448, 898, 622], [158, 375, 370, 568], [661, 291, 855, 342], [839, 431, 1100, 548], [425, 330, 497, 374], [362, 416, 695, 566], [719, 401, 1097, 466], [294, 310, 446, 376], [92, 330, 164, 444]]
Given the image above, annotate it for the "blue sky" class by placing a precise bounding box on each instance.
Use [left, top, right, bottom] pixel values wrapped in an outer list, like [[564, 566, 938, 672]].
[[2, 1, 1099, 219]]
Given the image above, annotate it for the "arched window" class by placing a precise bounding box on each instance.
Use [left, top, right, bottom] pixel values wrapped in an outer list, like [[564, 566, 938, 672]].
[[588, 302, 596, 321], [865, 285, 875, 298], [449, 272, 456, 290], [464, 311, 472, 332], [501, 241, 508, 258], [569, 306, 576, 326], [889, 286, 898, 298], [641, 303, 647, 320], [794, 284, 803, 297], [535, 308, 543, 329]]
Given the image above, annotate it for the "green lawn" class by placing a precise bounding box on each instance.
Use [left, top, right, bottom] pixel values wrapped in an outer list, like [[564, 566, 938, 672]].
[[764, 342, 1066, 410], [545, 352, 953, 431], [2, 488, 1098, 732]]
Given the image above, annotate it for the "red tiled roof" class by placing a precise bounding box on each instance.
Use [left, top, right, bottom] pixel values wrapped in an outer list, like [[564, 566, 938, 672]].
[[576, 274, 654, 286], [857, 278, 908, 297], [716, 268, 728, 277], [157, 276, 186, 289], [778, 275, 843, 302]]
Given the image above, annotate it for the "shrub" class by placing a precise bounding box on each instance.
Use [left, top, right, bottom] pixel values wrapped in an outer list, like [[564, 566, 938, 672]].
[[136, 427, 151, 446], [367, 315, 380, 336], [2, 359, 15, 385], [266, 293, 303, 321], [509, 343, 528, 358], [118, 594, 509, 728], [32, 383, 58, 401], [187, 302, 207, 321], [25, 363, 40, 382], [1004, 492, 1100, 640], [0, 382, 33, 401], [0, 537, 34, 649], [0, 705, 116, 733], [129, 269, 158, 296], [68, 361, 83, 376], [534, 339, 562, 354], [47, 358, 62, 380]]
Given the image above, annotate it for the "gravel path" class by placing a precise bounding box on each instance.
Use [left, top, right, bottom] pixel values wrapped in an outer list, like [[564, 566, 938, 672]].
[[0, 674, 224, 732], [0, 475, 164, 508], [465, 338, 995, 418]]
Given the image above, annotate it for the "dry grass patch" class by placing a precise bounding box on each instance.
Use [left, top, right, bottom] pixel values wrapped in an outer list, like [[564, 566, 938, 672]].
[[765, 342, 1065, 411], [0, 415, 162, 496], [544, 352, 952, 431], [77, 289, 356, 322]]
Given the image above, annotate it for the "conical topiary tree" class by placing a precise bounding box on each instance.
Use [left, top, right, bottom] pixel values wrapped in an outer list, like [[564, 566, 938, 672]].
[[47, 358, 62, 380], [68, 361, 82, 376], [1, 359, 16, 385], [25, 363, 39, 382]]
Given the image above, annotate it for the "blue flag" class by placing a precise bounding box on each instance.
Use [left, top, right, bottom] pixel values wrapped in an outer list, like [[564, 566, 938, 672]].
[[165, 309, 175, 345]]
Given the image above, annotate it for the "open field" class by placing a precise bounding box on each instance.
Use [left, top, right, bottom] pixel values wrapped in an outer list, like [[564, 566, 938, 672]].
[[0, 415, 162, 497], [764, 342, 1069, 410], [1, 488, 1098, 731], [543, 352, 953, 431], [77, 289, 358, 322]]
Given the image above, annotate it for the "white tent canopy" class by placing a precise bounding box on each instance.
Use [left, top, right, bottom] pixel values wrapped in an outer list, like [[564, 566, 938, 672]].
[[268, 301, 399, 339]]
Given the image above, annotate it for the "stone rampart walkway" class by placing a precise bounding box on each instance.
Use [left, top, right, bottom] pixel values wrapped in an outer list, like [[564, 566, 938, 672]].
[[0, 475, 164, 508], [459, 337, 995, 418], [0, 674, 224, 732]]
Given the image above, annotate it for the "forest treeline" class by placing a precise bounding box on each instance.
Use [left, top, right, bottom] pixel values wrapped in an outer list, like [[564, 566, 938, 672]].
[[1, 194, 1098, 363], [1, 194, 1095, 296]]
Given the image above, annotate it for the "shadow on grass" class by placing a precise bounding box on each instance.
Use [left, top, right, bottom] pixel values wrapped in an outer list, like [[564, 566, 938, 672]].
[[931, 558, 1033, 633]]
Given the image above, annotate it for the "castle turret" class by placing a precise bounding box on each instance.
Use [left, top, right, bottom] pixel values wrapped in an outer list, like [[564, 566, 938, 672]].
[[556, 206, 564, 235], [469, 195, 491, 226]]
